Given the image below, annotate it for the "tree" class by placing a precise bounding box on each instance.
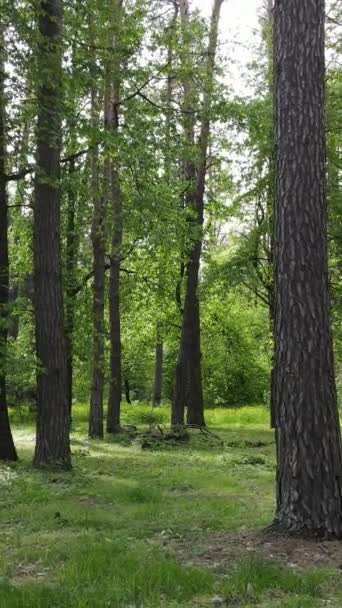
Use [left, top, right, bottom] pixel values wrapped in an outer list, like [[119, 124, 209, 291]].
[[33, 0, 71, 468], [64, 157, 77, 419], [106, 0, 123, 433], [172, 0, 224, 427], [152, 1, 178, 408], [89, 8, 105, 439], [273, 0, 342, 537], [0, 23, 17, 461]]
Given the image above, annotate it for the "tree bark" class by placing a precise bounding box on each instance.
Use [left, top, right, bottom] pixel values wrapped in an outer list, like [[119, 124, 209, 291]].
[[89, 14, 105, 440], [33, 0, 71, 469], [273, 0, 342, 537], [0, 24, 17, 462], [65, 157, 76, 419], [107, 0, 123, 433], [152, 323, 163, 407]]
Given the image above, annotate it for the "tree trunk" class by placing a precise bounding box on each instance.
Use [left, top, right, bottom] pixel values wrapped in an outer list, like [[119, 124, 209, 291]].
[[273, 0, 342, 537], [171, 0, 196, 427], [152, 7, 177, 411], [107, 168, 123, 432], [107, 0, 123, 434], [65, 158, 76, 419], [89, 15, 105, 439], [124, 378, 131, 404], [172, 0, 224, 428], [152, 323, 163, 407], [0, 24, 17, 462], [33, 0, 71, 469], [89, 176, 105, 438]]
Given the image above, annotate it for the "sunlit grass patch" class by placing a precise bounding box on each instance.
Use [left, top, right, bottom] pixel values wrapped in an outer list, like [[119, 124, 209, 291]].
[[2, 403, 342, 607], [225, 557, 328, 599]]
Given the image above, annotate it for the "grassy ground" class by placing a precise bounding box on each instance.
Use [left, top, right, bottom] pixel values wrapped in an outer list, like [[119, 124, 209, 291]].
[[1, 404, 342, 607]]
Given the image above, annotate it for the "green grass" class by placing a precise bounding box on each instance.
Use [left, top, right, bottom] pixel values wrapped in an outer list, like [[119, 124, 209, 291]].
[[0, 403, 341, 607]]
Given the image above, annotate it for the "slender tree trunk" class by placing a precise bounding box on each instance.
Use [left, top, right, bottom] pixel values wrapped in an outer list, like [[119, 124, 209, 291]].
[[171, 0, 196, 427], [124, 378, 131, 404], [152, 323, 163, 407], [172, 0, 224, 427], [33, 0, 71, 469], [65, 158, 76, 418], [152, 6, 177, 410], [89, 15, 105, 439], [107, 0, 123, 433], [0, 24, 17, 462], [273, 0, 342, 537], [107, 168, 123, 432], [89, 161, 105, 438]]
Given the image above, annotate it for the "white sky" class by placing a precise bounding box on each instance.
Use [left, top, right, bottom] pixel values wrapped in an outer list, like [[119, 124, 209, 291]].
[[195, 0, 261, 29], [193, 0, 264, 94]]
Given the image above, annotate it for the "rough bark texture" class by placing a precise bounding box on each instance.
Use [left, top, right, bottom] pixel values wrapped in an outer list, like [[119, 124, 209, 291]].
[[89, 156, 105, 438], [33, 0, 71, 469], [65, 158, 76, 418], [273, 0, 342, 537], [0, 24, 17, 461], [152, 323, 163, 407], [172, 0, 223, 427], [89, 16, 105, 439], [107, 0, 123, 433]]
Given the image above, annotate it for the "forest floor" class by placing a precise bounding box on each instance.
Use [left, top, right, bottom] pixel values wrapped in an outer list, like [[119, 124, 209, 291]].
[[1, 404, 342, 608]]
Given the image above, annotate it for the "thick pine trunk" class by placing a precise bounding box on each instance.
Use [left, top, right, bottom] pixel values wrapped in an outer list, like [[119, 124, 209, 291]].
[[33, 0, 71, 469], [0, 25, 17, 461], [273, 0, 342, 537], [152, 323, 163, 407]]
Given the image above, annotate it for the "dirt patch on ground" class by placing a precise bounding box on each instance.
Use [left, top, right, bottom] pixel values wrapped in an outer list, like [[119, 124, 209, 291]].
[[168, 529, 342, 572], [12, 561, 51, 584]]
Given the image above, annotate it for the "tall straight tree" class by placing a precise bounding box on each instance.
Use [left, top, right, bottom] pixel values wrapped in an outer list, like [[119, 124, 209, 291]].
[[171, 0, 195, 427], [152, 3, 178, 409], [89, 10, 105, 439], [65, 157, 77, 418], [273, 0, 342, 536], [33, 0, 71, 468], [172, 0, 224, 427], [0, 24, 17, 461], [107, 0, 123, 433]]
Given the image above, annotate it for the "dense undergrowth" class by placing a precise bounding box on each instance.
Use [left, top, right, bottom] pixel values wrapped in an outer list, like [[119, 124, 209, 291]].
[[1, 404, 341, 607]]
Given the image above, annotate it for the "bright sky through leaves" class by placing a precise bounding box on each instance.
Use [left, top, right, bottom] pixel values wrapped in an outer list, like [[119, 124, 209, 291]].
[[194, 0, 263, 93]]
